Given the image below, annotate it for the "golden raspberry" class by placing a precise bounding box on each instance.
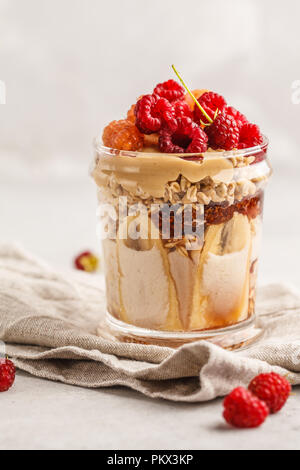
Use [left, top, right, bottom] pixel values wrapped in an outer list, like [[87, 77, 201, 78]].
[[102, 119, 144, 151], [127, 95, 143, 123], [185, 89, 208, 111], [127, 104, 136, 123]]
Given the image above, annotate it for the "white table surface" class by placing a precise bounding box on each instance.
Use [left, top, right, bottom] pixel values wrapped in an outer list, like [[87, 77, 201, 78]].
[[0, 164, 300, 450]]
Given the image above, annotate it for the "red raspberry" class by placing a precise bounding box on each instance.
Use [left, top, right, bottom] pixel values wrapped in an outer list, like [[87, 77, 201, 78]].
[[0, 359, 16, 392], [159, 117, 208, 154], [194, 91, 227, 124], [249, 372, 291, 414], [135, 95, 160, 134], [173, 100, 193, 119], [154, 79, 185, 102], [195, 102, 215, 125], [223, 387, 269, 428], [206, 113, 240, 150], [154, 97, 178, 132], [200, 91, 227, 111], [238, 123, 263, 149], [102, 119, 144, 151], [225, 106, 248, 129], [135, 95, 177, 134]]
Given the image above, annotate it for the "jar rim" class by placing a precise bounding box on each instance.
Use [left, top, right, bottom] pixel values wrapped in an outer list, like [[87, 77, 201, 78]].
[[94, 135, 269, 160]]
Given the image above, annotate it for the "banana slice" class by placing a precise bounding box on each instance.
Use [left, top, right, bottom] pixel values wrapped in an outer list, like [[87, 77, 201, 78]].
[[250, 216, 262, 262], [116, 213, 181, 330], [190, 213, 251, 330]]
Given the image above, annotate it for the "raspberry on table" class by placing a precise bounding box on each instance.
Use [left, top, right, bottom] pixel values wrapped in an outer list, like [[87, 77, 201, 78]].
[[223, 387, 269, 428], [102, 119, 144, 151], [249, 372, 291, 414], [194, 91, 227, 124], [135, 94, 177, 135], [225, 106, 248, 129], [0, 358, 16, 392], [159, 117, 208, 154], [154, 79, 185, 102], [74, 251, 99, 272], [206, 113, 240, 150], [238, 123, 263, 149]]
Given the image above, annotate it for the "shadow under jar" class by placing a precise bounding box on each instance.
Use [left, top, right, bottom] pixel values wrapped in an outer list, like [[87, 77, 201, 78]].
[[92, 137, 272, 349]]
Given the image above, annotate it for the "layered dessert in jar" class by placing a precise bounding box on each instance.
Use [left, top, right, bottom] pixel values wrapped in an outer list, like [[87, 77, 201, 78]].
[[92, 68, 272, 347]]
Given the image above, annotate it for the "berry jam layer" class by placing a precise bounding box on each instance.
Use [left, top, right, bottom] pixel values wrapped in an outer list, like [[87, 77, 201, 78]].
[[157, 192, 263, 240], [205, 192, 263, 225]]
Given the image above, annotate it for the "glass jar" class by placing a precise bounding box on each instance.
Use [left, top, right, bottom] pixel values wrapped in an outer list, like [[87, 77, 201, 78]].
[[92, 138, 271, 349]]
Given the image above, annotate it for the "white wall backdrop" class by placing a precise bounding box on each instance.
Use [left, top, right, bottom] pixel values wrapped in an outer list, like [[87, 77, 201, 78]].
[[0, 0, 299, 176]]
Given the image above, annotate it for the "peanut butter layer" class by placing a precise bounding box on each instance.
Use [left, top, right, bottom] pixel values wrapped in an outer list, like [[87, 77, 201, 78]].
[[93, 152, 235, 199], [93, 147, 272, 202]]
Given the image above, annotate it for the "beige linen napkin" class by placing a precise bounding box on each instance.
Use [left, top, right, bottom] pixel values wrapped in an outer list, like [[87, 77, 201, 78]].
[[0, 243, 300, 402]]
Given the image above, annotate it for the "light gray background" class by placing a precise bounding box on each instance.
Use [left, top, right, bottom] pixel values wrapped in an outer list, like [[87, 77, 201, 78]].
[[1, 0, 300, 169], [0, 0, 300, 451]]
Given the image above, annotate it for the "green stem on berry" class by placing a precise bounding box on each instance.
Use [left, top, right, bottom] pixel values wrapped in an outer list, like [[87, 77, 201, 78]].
[[171, 65, 213, 124]]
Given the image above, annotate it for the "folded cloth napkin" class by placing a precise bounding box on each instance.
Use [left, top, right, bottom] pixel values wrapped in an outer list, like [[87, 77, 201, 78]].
[[0, 244, 300, 402]]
